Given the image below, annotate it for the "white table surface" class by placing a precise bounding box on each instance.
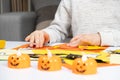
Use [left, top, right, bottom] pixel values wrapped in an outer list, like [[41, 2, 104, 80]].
[[0, 41, 120, 80], [5, 41, 28, 49]]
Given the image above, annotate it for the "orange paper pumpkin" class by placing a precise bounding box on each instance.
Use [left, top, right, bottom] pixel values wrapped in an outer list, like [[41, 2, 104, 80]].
[[8, 54, 30, 68], [72, 57, 97, 74], [38, 55, 62, 71]]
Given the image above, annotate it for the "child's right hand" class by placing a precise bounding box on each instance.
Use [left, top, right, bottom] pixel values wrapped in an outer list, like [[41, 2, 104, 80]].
[[25, 30, 50, 48]]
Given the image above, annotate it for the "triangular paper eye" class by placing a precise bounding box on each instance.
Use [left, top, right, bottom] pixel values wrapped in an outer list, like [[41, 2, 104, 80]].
[[72, 57, 97, 74], [38, 55, 62, 71], [8, 54, 30, 69]]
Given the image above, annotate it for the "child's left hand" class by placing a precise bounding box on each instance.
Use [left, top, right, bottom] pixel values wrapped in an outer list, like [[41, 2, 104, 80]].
[[68, 33, 101, 47]]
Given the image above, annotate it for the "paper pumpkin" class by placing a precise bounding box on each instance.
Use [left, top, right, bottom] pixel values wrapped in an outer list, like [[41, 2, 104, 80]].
[[72, 57, 97, 74], [8, 54, 30, 68], [38, 55, 62, 71]]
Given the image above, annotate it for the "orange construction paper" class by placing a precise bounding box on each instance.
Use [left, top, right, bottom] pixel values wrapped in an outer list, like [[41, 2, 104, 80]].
[[13, 43, 108, 51]]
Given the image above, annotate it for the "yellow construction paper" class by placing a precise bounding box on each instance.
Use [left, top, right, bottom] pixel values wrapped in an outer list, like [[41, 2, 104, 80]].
[[32, 49, 110, 65], [0, 40, 6, 49]]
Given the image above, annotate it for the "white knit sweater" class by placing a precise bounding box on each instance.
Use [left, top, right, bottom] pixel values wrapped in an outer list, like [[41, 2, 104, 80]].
[[43, 0, 120, 46]]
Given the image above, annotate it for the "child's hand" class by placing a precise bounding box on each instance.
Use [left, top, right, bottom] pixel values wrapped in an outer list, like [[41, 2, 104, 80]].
[[25, 30, 50, 48], [68, 33, 101, 47]]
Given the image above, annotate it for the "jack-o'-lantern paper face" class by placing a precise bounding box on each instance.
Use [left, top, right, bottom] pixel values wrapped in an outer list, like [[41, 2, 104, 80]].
[[72, 58, 97, 74], [38, 55, 62, 71], [8, 54, 30, 69]]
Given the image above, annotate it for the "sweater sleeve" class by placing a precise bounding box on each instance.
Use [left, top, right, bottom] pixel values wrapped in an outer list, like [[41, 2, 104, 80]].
[[99, 29, 120, 46], [43, 0, 71, 44]]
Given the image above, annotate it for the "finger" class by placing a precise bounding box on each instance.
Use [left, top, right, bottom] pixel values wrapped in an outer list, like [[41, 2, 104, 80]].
[[34, 33, 41, 48], [39, 31, 45, 47], [68, 37, 80, 47], [70, 36, 79, 43], [68, 39, 80, 47], [25, 35, 30, 41], [29, 34, 35, 47]]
